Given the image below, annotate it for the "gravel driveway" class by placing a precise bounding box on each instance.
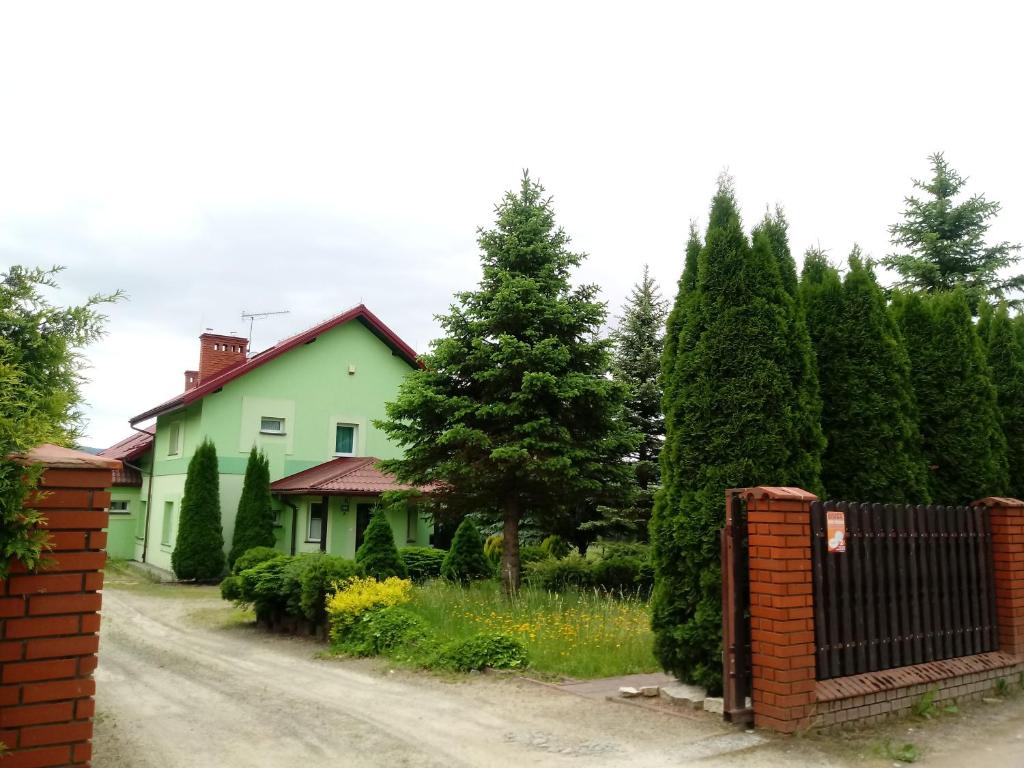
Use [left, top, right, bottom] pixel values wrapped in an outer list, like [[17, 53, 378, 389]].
[[91, 571, 1024, 767]]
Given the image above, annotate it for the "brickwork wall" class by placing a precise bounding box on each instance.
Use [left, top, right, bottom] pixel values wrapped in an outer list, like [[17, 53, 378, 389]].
[[745, 486, 818, 733], [1, 447, 116, 767], [980, 497, 1024, 657], [198, 333, 247, 383]]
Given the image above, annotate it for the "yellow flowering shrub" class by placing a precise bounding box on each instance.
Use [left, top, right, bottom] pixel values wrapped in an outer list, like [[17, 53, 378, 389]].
[[327, 576, 412, 642]]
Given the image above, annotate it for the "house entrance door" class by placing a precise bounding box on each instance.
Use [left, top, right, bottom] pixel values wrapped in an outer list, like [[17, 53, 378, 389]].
[[355, 504, 373, 551]]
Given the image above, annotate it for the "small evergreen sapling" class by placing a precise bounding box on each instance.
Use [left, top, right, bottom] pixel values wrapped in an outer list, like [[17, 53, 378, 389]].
[[440, 517, 491, 582], [229, 447, 276, 568], [355, 511, 409, 580], [171, 438, 226, 580]]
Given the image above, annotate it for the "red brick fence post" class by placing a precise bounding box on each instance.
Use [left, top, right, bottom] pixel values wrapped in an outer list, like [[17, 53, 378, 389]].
[[977, 497, 1024, 659], [745, 486, 817, 733], [1, 445, 118, 768]]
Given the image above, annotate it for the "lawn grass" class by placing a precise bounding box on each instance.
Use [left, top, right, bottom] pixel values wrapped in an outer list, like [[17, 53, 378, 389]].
[[404, 580, 658, 679]]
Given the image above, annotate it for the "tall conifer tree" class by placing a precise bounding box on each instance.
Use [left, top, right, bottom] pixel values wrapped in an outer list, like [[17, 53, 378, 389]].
[[172, 438, 225, 580], [985, 305, 1024, 499], [800, 249, 928, 501], [228, 447, 276, 568], [651, 177, 823, 692], [892, 290, 1008, 503]]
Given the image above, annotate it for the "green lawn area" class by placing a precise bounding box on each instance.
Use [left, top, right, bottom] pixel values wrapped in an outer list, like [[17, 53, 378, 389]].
[[404, 580, 658, 679]]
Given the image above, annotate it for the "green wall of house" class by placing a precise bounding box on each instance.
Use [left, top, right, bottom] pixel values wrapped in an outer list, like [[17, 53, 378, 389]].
[[278, 495, 431, 558], [138, 319, 420, 572], [104, 451, 152, 561]]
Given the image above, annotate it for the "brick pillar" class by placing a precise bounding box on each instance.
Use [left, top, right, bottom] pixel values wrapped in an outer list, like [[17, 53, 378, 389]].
[[746, 485, 818, 733], [975, 496, 1024, 658], [1, 444, 118, 767]]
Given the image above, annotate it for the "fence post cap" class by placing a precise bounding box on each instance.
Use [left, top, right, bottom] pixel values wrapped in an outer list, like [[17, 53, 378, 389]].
[[9, 443, 122, 471], [972, 496, 1024, 508], [744, 486, 818, 502]]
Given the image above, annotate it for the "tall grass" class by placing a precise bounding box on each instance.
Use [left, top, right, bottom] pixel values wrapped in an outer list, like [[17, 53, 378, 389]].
[[406, 580, 657, 679]]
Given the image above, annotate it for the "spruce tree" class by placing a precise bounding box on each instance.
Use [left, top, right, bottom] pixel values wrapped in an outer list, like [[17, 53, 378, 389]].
[[892, 290, 1008, 503], [228, 447, 276, 568], [605, 266, 668, 539], [651, 177, 823, 693], [355, 511, 408, 580], [171, 438, 225, 580], [985, 305, 1024, 499], [378, 173, 636, 595], [800, 249, 928, 502], [440, 517, 491, 582], [883, 153, 1023, 311]]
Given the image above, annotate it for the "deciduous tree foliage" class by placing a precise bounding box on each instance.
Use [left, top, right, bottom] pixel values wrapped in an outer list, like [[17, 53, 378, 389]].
[[356, 510, 409, 580], [172, 438, 226, 580], [440, 517, 491, 582], [984, 305, 1024, 499], [228, 447, 276, 568], [652, 177, 823, 693], [378, 173, 635, 595], [800, 249, 928, 502], [883, 153, 1023, 312], [891, 290, 1008, 503]]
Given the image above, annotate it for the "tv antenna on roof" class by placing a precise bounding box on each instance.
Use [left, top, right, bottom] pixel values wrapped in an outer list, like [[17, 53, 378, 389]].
[[241, 309, 291, 346]]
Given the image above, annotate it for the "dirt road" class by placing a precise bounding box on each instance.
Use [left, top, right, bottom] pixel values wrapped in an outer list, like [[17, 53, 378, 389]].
[[92, 573, 1024, 767]]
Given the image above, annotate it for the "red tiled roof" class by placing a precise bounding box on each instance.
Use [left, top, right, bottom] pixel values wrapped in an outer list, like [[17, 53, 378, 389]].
[[111, 465, 144, 487], [270, 457, 417, 497], [99, 426, 155, 463], [130, 304, 421, 425]]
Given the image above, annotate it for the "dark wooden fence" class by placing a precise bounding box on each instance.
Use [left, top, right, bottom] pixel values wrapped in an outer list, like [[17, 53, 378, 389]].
[[811, 500, 999, 680]]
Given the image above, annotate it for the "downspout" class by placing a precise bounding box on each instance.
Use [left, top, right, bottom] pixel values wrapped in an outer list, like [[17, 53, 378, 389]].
[[129, 424, 156, 564], [281, 497, 299, 556]]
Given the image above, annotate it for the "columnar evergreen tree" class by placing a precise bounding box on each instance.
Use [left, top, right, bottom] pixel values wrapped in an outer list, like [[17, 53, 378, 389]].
[[440, 517, 491, 582], [378, 173, 636, 595], [604, 266, 668, 539], [891, 290, 1008, 503], [651, 177, 824, 693], [355, 511, 408, 580], [754, 207, 799, 298], [800, 249, 928, 502], [883, 153, 1023, 311], [171, 438, 226, 580], [228, 447, 275, 568], [985, 305, 1024, 499]]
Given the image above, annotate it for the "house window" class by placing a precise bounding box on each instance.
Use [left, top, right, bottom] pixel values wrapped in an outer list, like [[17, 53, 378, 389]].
[[109, 500, 130, 515], [307, 502, 325, 543], [161, 501, 174, 546], [406, 508, 418, 543], [260, 417, 286, 435], [167, 422, 182, 456], [335, 424, 356, 456]]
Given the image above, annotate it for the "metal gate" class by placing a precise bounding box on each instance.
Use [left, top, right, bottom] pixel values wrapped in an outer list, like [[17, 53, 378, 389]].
[[721, 489, 752, 723]]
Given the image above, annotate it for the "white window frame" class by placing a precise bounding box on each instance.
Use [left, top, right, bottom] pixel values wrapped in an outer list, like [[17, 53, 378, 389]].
[[306, 503, 325, 543], [334, 424, 357, 457], [167, 421, 183, 456], [109, 500, 130, 515], [260, 416, 286, 435]]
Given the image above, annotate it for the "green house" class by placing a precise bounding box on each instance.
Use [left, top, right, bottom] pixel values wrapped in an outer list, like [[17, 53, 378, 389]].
[[102, 305, 429, 573]]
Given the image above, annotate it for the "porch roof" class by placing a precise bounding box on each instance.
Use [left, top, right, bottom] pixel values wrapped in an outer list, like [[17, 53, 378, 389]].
[[270, 457, 417, 497]]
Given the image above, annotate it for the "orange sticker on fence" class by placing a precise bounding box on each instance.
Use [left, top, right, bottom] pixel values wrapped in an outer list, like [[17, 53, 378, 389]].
[[827, 511, 846, 553]]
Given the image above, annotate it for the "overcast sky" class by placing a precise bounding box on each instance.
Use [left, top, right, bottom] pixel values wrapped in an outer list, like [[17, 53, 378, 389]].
[[1, 1, 1021, 449]]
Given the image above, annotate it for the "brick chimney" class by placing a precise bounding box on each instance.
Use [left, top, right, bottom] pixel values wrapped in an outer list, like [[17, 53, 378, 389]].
[[198, 333, 248, 383], [184, 370, 199, 391]]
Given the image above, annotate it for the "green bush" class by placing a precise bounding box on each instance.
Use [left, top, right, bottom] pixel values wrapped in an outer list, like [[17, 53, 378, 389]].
[[238, 555, 292, 619], [298, 554, 361, 625], [540, 534, 571, 559], [591, 556, 646, 594], [400, 547, 446, 582], [356, 511, 409, 580], [524, 552, 591, 591], [435, 632, 529, 672], [483, 534, 503, 562], [231, 546, 281, 575], [519, 544, 550, 565], [219, 574, 243, 602], [441, 518, 491, 583], [591, 540, 650, 561], [336, 606, 430, 657]]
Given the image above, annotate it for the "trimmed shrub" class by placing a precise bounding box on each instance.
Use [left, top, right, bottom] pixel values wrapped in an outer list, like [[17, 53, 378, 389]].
[[172, 438, 226, 580], [591, 556, 645, 594], [336, 606, 430, 657], [231, 546, 281, 575], [400, 547, 447, 582], [524, 552, 591, 591], [540, 534, 571, 559], [219, 574, 243, 602], [590, 540, 650, 561], [298, 554, 361, 625], [355, 511, 409, 580], [238, 555, 292, 620], [435, 633, 529, 672], [228, 447, 276, 569], [327, 576, 412, 642], [519, 544, 550, 565], [440, 518, 491, 582]]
